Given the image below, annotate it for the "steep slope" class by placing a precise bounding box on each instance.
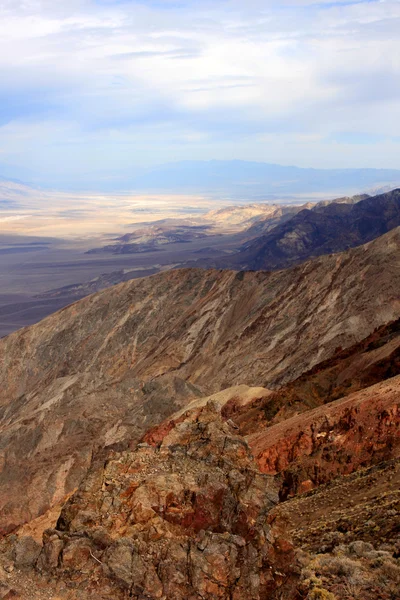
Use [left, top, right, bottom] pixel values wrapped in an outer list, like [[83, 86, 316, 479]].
[[233, 315, 400, 433], [243, 193, 368, 241], [249, 376, 400, 497], [273, 460, 400, 600], [1, 228, 400, 535], [210, 188, 400, 270]]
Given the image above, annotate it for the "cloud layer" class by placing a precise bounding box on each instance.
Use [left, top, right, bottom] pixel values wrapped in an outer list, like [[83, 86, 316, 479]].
[[0, 0, 399, 187]]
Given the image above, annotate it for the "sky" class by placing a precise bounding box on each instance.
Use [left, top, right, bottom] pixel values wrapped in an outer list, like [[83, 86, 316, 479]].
[[0, 0, 399, 187]]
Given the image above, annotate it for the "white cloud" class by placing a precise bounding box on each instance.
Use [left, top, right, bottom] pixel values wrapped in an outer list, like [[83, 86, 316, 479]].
[[0, 0, 399, 184]]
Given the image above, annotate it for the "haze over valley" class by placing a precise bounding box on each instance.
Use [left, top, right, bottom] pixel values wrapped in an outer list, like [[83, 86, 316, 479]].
[[0, 174, 395, 336]]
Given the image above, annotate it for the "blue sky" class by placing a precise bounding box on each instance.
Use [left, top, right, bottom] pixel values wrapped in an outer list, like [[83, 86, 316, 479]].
[[0, 0, 399, 187]]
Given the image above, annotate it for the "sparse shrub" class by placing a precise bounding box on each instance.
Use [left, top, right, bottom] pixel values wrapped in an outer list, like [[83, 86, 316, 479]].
[[300, 568, 318, 582], [379, 559, 400, 585], [369, 553, 395, 569], [347, 540, 374, 558], [316, 555, 361, 577], [342, 580, 362, 599], [307, 587, 336, 600], [303, 542, 400, 600], [309, 575, 323, 587]]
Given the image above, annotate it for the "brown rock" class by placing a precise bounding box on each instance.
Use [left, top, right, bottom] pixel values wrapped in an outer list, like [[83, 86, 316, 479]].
[[0, 585, 20, 600], [36, 532, 64, 570], [13, 536, 41, 568], [61, 538, 92, 572], [103, 539, 134, 589], [38, 403, 297, 599]]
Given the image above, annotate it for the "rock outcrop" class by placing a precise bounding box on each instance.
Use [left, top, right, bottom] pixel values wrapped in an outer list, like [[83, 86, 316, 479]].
[[34, 402, 299, 600], [248, 376, 400, 497], [19, 374, 397, 600]]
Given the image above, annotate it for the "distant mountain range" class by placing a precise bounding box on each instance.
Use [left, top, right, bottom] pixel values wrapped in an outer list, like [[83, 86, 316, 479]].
[[201, 188, 400, 270], [125, 160, 400, 196], [2, 160, 400, 195]]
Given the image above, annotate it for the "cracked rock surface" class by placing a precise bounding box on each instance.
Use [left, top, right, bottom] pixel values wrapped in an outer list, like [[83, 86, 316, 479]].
[[37, 401, 298, 599]]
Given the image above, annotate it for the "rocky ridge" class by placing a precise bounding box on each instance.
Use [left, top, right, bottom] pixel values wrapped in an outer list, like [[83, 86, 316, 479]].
[[231, 314, 400, 438], [2, 367, 397, 599], [242, 193, 368, 241], [205, 189, 400, 271]]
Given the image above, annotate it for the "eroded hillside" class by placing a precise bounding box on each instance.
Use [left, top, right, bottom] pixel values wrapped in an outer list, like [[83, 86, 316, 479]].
[[1, 229, 400, 535], [0, 229, 399, 600]]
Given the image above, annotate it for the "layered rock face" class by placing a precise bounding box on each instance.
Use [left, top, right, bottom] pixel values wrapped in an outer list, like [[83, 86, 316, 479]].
[[35, 402, 298, 600], [230, 313, 400, 439], [249, 376, 400, 497], [1, 228, 400, 535]]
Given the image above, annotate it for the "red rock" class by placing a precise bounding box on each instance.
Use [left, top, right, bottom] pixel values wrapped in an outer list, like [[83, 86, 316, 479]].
[[248, 376, 400, 497]]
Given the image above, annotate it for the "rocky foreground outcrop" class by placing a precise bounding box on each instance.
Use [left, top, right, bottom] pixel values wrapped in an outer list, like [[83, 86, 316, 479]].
[[27, 401, 299, 600], [0, 344, 398, 599]]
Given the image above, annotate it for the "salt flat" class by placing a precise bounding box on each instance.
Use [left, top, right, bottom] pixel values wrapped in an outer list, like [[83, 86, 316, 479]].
[[0, 181, 225, 239]]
